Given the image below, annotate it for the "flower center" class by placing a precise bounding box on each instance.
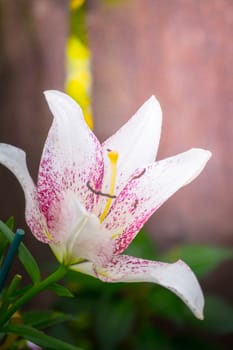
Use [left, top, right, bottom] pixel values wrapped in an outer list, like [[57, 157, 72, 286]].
[[99, 150, 118, 223]]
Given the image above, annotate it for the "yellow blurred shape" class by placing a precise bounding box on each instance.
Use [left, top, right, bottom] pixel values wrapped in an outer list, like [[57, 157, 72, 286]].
[[70, 0, 85, 10], [66, 37, 93, 129]]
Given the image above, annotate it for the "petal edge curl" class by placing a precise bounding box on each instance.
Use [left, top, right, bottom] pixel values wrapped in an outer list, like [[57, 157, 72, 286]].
[[0, 143, 50, 242], [95, 255, 204, 320]]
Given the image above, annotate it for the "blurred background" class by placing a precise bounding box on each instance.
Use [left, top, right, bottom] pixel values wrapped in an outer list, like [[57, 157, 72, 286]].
[[0, 0, 233, 349]]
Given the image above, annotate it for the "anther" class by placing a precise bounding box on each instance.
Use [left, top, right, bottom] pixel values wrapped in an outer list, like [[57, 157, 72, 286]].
[[108, 150, 118, 163], [87, 181, 117, 199]]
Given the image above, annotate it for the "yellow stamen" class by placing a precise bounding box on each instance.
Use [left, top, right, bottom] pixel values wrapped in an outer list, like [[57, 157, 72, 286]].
[[99, 151, 118, 223]]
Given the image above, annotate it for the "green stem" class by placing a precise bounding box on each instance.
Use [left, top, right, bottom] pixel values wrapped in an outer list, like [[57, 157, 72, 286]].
[[0, 229, 24, 290], [1, 274, 22, 315], [0, 264, 67, 329]]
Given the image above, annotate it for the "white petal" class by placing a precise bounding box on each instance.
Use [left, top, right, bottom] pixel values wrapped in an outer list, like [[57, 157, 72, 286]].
[[94, 255, 204, 320], [49, 190, 88, 261], [70, 261, 95, 277], [38, 91, 104, 230], [104, 148, 211, 254], [101, 96, 162, 196], [50, 192, 114, 266], [0, 144, 50, 242]]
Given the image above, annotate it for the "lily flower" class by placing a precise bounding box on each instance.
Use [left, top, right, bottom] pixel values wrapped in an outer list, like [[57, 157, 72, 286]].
[[0, 91, 211, 319]]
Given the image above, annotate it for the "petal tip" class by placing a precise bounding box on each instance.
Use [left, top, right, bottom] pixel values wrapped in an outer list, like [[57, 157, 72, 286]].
[[192, 148, 212, 159], [43, 90, 83, 121], [205, 149, 212, 160], [197, 311, 204, 320], [191, 147, 212, 166], [43, 89, 61, 99], [183, 148, 212, 186], [137, 95, 162, 132], [170, 260, 205, 320], [146, 95, 162, 115], [43, 90, 66, 111], [192, 295, 205, 320], [43, 90, 70, 106]]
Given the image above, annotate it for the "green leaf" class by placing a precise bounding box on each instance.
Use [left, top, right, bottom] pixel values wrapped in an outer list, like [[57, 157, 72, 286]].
[[18, 242, 41, 285], [0, 233, 8, 264], [148, 286, 189, 324], [124, 228, 158, 260], [95, 292, 135, 350], [48, 283, 74, 298], [3, 324, 83, 350], [161, 244, 233, 278], [23, 310, 74, 329], [0, 274, 22, 313], [134, 324, 172, 350], [0, 217, 12, 263], [6, 216, 15, 231], [0, 220, 41, 284], [149, 286, 233, 335], [11, 284, 32, 298]]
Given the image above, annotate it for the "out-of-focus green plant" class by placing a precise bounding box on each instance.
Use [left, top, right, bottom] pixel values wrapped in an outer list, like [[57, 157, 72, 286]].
[[66, 0, 93, 129], [0, 219, 82, 350], [48, 230, 233, 350]]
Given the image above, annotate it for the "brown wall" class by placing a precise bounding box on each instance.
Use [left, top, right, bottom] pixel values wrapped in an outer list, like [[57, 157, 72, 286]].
[[0, 0, 68, 256], [88, 0, 233, 249]]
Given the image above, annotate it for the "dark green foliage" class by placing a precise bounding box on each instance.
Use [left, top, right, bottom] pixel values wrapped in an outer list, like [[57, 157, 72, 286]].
[[3, 324, 82, 350], [1, 219, 232, 349]]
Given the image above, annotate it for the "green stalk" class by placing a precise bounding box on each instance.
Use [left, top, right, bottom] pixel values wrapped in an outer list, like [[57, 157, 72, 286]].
[[0, 229, 24, 290], [1, 274, 22, 315], [0, 264, 67, 329]]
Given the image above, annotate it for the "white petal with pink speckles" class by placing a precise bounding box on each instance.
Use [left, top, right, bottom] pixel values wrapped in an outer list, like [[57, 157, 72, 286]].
[[94, 255, 204, 320], [71, 255, 204, 319], [101, 96, 162, 197], [38, 91, 104, 231], [0, 144, 50, 242], [104, 148, 211, 254]]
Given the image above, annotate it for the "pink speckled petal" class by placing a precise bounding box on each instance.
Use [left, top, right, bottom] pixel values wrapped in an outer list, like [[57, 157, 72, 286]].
[[94, 255, 204, 320], [101, 96, 162, 196], [0, 144, 50, 242], [38, 91, 103, 232], [104, 148, 211, 254]]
